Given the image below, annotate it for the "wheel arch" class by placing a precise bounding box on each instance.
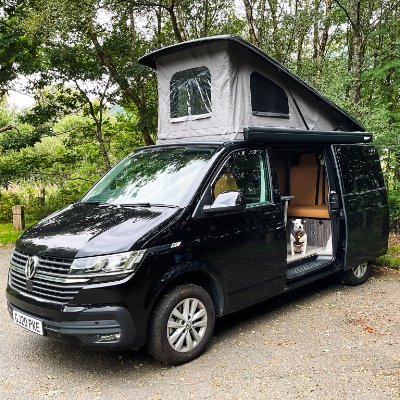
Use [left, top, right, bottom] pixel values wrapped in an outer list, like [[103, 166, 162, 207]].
[[145, 264, 225, 321]]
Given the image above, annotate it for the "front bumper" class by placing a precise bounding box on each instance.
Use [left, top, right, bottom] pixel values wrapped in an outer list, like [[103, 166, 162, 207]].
[[7, 300, 137, 349]]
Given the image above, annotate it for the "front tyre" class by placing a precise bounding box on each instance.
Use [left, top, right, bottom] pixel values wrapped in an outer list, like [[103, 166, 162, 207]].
[[341, 262, 371, 286], [147, 284, 215, 365]]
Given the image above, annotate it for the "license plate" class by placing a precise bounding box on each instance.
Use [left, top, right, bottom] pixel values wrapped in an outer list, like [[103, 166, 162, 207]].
[[13, 310, 44, 335]]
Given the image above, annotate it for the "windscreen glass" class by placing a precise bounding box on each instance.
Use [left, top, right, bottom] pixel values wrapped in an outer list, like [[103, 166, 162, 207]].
[[170, 66, 211, 118], [81, 146, 218, 206]]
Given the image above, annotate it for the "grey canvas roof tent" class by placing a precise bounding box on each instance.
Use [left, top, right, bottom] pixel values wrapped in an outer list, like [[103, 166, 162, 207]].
[[139, 35, 369, 144]]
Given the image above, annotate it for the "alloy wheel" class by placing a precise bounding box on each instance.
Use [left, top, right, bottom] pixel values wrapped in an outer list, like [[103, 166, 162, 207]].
[[167, 297, 208, 352], [352, 262, 368, 278]]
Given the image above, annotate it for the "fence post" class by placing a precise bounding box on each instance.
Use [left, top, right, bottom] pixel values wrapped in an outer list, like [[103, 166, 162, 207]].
[[39, 187, 46, 206], [12, 205, 25, 231]]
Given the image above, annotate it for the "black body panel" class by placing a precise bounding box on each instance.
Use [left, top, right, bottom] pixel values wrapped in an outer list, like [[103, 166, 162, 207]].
[[8, 302, 136, 349], [332, 145, 389, 269], [188, 202, 286, 312], [16, 203, 179, 258]]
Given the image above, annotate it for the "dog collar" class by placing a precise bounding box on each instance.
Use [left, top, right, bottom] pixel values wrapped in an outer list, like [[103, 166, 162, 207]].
[[292, 228, 305, 239]]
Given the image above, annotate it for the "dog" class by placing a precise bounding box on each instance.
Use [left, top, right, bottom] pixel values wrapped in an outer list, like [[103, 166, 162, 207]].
[[290, 219, 307, 256]]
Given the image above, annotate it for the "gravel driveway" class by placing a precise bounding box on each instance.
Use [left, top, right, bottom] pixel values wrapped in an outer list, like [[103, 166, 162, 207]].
[[1, 245, 399, 400]]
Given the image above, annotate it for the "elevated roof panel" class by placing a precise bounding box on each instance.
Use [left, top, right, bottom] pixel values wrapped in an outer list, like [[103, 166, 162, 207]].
[[138, 35, 365, 133]]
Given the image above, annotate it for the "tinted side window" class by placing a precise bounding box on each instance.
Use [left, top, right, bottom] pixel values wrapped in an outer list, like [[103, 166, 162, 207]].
[[170, 66, 211, 118], [335, 145, 385, 194], [250, 72, 289, 117], [213, 149, 271, 205]]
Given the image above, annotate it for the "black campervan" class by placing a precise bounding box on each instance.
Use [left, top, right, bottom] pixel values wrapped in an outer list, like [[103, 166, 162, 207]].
[[6, 36, 389, 365]]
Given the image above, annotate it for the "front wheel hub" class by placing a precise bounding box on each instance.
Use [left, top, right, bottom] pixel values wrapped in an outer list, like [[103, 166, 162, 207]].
[[167, 297, 208, 353], [352, 262, 368, 278]]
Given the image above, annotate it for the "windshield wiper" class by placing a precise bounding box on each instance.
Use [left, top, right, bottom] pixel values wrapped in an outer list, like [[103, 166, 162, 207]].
[[119, 203, 177, 208], [81, 201, 118, 208], [81, 201, 177, 208]]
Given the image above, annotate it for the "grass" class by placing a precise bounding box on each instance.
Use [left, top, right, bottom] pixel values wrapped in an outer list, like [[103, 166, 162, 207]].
[[0, 222, 35, 245], [375, 234, 400, 270]]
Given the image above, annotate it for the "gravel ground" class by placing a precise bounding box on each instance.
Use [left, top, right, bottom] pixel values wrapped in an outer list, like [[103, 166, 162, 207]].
[[1, 245, 399, 400]]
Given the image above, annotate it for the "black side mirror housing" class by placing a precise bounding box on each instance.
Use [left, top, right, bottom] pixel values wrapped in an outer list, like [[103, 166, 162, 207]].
[[203, 191, 246, 214]]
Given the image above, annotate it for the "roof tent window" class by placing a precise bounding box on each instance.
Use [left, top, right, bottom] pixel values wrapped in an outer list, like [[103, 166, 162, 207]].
[[170, 66, 211, 120], [250, 72, 289, 118]]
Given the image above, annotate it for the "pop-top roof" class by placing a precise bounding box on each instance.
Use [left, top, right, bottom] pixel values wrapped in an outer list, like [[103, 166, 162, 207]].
[[138, 35, 365, 144]]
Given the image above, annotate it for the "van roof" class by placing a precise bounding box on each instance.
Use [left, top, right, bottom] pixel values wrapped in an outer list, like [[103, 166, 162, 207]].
[[139, 35, 365, 134]]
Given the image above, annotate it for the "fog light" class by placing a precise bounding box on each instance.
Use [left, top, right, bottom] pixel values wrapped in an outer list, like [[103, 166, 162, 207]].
[[93, 333, 121, 342]]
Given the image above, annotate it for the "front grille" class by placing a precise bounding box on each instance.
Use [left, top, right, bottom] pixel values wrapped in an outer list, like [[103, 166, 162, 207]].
[[9, 249, 88, 305]]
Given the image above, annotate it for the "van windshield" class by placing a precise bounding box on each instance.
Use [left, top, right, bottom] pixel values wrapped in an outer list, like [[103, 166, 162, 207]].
[[81, 146, 219, 207]]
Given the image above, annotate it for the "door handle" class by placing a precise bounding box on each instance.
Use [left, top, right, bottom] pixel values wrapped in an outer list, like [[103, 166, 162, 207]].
[[329, 191, 340, 209]]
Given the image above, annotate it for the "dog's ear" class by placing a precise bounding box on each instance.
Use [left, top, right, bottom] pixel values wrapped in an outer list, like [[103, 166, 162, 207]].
[[301, 218, 307, 224]]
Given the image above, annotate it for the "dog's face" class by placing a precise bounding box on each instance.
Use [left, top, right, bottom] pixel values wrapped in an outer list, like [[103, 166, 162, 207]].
[[292, 219, 306, 231]]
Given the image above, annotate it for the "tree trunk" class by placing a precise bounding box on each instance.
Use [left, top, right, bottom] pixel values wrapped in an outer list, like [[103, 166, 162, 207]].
[[297, 33, 305, 73], [167, 0, 184, 42], [156, 5, 162, 44], [0, 125, 16, 133], [243, 0, 258, 45], [203, 0, 209, 36], [319, 0, 333, 62], [395, 152, 400, 187], [95, 121, 112, 171], [142, 125, 155, 146], [267, 0, 283, 61], [351, 0, 362, 104], [351, 31, 362, 104], [313, 0, 319, 60]]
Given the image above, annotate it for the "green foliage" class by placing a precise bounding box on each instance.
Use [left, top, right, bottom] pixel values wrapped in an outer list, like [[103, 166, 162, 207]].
[[388, 189, 400, 232], [0, 222, 34, 244], [20, 85, 85, 136], [375, 245, 400, 270], [0, 107, 41, 152], [0, 180, 92, 223], [0, 1, 42, 86]]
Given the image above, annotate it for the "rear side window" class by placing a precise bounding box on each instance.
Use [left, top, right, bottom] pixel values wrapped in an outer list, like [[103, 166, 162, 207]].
[[334, 145, 385, 194], [170, 66, 211, 119], [250, 72, 289, 118]]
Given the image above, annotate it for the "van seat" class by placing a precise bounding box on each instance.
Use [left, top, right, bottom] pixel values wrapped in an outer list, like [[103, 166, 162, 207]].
[[290, 153, 328, 206], [288, 205, 329, 219]]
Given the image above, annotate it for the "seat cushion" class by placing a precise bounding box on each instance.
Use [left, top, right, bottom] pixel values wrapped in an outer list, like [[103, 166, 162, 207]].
[[290, 153, 328, 206], [213, 172, 238, 198], [288, 205, 329, 219]]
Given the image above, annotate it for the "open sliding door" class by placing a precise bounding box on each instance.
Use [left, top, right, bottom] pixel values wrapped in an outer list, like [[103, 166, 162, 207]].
[[331, 145, 389, 270]]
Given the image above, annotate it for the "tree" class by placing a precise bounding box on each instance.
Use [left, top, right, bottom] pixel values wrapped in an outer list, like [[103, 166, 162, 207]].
[[0, 0, 43, 133], [334, 0, 400, 105]]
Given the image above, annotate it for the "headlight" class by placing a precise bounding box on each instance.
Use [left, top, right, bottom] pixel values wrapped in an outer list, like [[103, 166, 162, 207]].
[[69, 250, 146, 278]]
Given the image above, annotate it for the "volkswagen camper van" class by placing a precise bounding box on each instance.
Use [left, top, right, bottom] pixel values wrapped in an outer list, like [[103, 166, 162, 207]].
[[6, 36, 389, 365]]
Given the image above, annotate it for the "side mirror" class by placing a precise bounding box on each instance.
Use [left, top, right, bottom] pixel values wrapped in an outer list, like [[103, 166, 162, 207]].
[[203, 191, 246, 214]]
